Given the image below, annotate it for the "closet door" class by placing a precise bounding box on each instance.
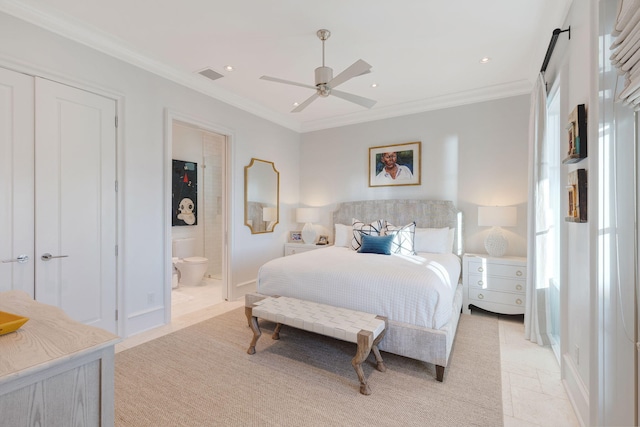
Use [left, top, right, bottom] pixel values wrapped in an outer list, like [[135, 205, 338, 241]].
[[0, 68, 34, 295], [35, 78, 117, 333]]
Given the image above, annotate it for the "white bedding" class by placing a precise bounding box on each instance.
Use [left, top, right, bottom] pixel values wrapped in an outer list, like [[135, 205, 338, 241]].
[[257, 246, 461, 330]]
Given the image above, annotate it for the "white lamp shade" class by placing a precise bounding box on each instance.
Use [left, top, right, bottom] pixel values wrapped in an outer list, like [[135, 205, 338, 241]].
[[296, 208, 319, 224], [478, 206, 517, 227], [263, 207, 277, 222]]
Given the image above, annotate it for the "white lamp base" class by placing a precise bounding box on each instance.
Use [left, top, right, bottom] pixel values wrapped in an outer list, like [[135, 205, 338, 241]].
[[301, 222, 316, 244], [485, 226, 508, 257]]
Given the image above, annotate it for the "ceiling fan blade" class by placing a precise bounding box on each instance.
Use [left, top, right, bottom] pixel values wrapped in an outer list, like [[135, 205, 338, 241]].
[[260, 75, 316, 90], [328, 59, 372, 89], [291, 93, 320, 113], [330, 89, 377, 109]]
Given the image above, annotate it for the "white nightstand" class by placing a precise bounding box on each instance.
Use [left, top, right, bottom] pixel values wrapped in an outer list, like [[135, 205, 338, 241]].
[[462, 253, 527, 315], [284, 243, 331, 256]]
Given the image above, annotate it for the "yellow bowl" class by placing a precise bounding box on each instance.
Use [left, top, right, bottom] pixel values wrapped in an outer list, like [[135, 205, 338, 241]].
[[0, 311, 29, 335]]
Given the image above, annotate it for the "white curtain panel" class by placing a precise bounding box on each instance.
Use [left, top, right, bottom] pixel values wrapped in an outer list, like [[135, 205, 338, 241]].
[[525, 73, 551, 345], [611, 0, 640, 109]]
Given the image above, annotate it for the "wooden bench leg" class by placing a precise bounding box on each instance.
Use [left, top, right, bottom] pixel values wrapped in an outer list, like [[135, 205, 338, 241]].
[[372, 316, 387, 372], [272, 323, 283, 340], [352, 330, 374, 395], [436, 365, 445, 382], [247, 309, 261, 355]]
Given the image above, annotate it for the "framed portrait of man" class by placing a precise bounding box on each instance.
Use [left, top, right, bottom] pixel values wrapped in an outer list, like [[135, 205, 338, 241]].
[[369, 141, 421, 187]]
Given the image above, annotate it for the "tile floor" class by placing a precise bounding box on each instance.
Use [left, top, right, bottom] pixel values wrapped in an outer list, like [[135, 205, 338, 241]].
[[116, 289, 581, 426]]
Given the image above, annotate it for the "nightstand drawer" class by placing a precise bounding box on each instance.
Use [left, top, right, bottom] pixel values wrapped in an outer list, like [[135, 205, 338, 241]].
[[284, 243, 330, 256], [467, 274, 525, 293], [468, 287, 525, 307], [467, 260, 526, 279]]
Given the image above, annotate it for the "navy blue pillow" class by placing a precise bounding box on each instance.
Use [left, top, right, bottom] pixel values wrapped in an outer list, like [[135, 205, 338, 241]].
[[357, 233, 394, 255]]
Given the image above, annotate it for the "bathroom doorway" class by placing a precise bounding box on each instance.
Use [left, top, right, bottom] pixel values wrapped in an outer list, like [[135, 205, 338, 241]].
[[166, 111, 230, 321]]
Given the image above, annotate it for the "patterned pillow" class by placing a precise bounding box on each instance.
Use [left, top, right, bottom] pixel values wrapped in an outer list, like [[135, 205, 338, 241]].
[[351, 218, 386, 251], [358, 234, 394, 255], [385, 222, 417, 255]]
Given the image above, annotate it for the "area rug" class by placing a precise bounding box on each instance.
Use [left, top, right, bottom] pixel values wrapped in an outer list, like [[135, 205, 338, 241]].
[[115, 308, 502, 426]]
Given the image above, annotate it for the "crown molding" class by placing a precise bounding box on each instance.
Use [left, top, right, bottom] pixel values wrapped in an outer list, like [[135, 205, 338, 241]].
[[299, 80, 533, 133], [0, 0, 302, 132], [1, 0, 533, 135]]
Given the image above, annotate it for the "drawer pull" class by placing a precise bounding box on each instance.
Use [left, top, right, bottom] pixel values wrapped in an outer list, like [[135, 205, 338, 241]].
[[516, 270, 523, 277], [477, 280, 483, 286], [478, 294, 484, 299], [477, 267, 484, 273], [516, 298, 522, 305], [516, 284, 523, 291]]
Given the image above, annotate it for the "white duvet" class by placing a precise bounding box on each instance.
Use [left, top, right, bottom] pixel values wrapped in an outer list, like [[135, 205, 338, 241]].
[[257, 246, 461, 330]]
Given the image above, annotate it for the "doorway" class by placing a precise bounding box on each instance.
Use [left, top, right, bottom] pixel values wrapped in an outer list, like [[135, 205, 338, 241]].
[[165, 111, 230, 322]]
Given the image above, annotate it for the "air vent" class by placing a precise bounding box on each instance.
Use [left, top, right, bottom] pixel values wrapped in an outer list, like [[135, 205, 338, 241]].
[[197, 68, 224, 81]]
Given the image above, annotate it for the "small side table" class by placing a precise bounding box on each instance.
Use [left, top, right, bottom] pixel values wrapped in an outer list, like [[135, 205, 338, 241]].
[[284, 243, 331, 256], [462, 253, 527, 315]]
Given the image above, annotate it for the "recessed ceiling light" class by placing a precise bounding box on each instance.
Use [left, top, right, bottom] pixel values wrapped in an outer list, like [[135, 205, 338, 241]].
[[371, 83, 378, 88], [480, 57, 491, 64], [224, 65, 235, 72], [293, 102, 300, 107]]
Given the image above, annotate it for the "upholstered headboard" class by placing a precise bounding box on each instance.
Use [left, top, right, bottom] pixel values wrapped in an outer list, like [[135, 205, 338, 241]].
[[332, 199, 464, 255]]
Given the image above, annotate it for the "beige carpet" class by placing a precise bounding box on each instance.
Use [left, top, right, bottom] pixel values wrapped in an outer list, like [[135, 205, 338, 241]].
[[115, 308, 503, 426]]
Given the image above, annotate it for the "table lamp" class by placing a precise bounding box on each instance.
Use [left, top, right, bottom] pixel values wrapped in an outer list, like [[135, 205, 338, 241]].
[[296, 207, 319, 244], [478, 206, 517, 257], [263, 207, 277, 231]]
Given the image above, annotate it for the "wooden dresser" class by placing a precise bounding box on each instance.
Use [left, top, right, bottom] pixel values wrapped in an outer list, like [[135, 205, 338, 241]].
[[0, 290, 119, 426]]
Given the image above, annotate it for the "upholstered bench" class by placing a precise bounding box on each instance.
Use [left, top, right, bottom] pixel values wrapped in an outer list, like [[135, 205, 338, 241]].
[[246, 296, 388, 395]]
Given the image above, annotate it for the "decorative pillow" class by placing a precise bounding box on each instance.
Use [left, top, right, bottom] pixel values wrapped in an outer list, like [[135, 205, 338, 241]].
[[334, 224, 352, 247], [357, 234, 394, 255], [351, 218, 386, 251], [385, 222, 416, 255], [414, 227, 451, 254]]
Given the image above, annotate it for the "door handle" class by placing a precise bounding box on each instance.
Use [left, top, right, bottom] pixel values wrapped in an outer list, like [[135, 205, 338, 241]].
[[1, 254, 29, 264], [41, 253, 69, 261]]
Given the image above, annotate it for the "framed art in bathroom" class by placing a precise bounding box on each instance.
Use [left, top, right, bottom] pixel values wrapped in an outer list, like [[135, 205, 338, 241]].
[[172, 159, 198, 226]]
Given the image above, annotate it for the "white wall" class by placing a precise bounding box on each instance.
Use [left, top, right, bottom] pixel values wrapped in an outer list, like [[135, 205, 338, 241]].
[[300, 96, 531, 257], [0, 12, 300, 336]]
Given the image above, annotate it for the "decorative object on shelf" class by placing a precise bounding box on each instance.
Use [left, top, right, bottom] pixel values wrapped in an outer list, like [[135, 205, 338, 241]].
[[369, 141, 421, 187], [172, 159, 198, 226], [317, 235, 329, 245], [566, 169, 587, 222], [296, 208, 320, 244], [478, 206, 517, 257], [262, 207, 277, 232], [0, 311, 29, 335], [563, 104, 587, 164], [289, 231, 302, 243]]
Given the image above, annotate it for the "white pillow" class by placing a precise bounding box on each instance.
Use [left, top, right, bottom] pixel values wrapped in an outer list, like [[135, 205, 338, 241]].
[[414, 227, 451, 254], [334, 224, 351, 247], [447, 228, 455, 253]]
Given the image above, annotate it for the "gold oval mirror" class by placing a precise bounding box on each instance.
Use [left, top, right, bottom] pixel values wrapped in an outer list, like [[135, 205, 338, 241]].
[[244, 158, 279, 234]]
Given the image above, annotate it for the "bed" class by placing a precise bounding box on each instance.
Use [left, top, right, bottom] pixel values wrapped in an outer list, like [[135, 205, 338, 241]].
[[245, 199, 464, 381]]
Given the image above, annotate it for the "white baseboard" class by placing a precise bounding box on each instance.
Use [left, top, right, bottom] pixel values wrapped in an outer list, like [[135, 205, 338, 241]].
[[562, 353, 588, 427]]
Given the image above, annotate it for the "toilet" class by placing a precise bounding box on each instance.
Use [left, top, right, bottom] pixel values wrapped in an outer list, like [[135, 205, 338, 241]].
[[172, 238, 209, 286]]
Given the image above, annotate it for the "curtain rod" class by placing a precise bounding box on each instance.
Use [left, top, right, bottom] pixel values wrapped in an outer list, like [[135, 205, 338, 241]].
[[540, 27, 571, 73]]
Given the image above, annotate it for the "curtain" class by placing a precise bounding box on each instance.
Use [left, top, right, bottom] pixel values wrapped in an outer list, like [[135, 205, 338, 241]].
[[611, 0, 640, 109], [525, 73, 551, 345]]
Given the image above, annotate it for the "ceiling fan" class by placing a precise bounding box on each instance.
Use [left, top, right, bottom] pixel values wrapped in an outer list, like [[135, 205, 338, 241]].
[[260, 29, 377, 113]]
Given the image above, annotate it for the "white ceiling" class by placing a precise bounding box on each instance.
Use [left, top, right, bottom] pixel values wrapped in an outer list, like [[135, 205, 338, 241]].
[[1, 0, 571, 132]]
